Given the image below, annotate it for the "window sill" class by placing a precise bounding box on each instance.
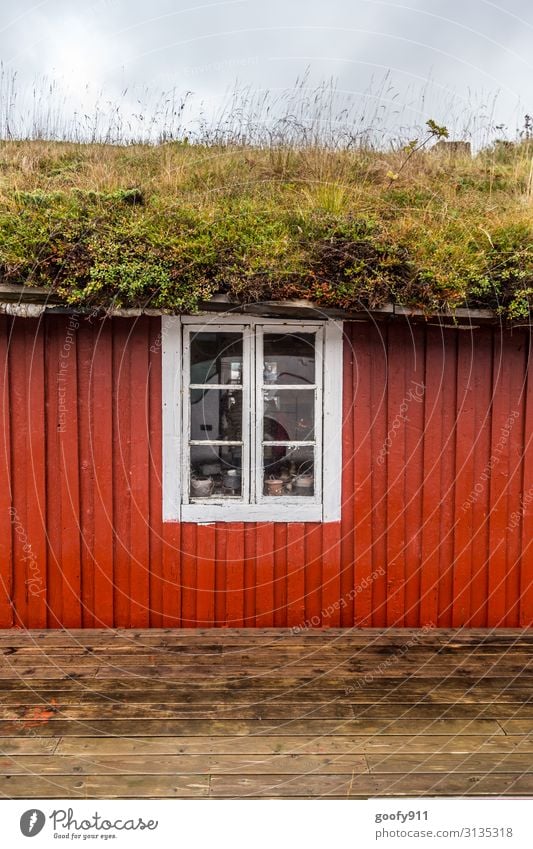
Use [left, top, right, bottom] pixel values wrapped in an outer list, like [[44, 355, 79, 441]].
[[180, 503, 324, 523]]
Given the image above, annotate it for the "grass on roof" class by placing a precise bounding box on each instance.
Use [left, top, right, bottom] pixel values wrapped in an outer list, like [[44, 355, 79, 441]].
[[0, 133, 532, 318]]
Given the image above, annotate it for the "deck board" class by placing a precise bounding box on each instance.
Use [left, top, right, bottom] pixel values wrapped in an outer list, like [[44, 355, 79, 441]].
[[0, 628, 531, 798]]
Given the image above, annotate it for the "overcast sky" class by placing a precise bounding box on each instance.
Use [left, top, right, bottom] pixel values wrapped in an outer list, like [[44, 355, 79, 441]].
[[1, 0, 532, 142]]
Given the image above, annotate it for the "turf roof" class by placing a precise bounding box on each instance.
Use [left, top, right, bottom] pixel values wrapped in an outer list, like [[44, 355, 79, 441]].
[[0, 138, 532, 319]]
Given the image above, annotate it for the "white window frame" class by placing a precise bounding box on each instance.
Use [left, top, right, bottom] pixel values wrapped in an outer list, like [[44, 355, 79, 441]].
[[162, 315, 343, 523]]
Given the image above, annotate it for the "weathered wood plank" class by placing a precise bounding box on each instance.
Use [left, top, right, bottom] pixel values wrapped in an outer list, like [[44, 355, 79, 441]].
[[2, 682, 532, 705], [0, 697, 528, 720], [56, 734, 529, 756], [4, 652, 533, 676], [208, 773, 533, 797], [367, 753, 533, 773], [0, 718, 503, 737], [0, 753, 369, 775], [0, 697, 530, 722], [500, 720, 533, 735], [0, 704, 367, 720], [0, 774, 208, 798], [0, 627, 532, 645]]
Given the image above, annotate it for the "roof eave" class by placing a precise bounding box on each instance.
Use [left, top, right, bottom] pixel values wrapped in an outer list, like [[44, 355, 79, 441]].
[[0, 282, 524, 325]]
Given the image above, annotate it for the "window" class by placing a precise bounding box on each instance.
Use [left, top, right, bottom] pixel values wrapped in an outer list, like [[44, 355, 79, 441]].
[[162, 316, 343, 522]]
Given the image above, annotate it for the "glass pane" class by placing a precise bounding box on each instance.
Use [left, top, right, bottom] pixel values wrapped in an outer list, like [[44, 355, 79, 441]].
[[190, 388, 242, 441], [263, 332, 315, 385], [263, 389, 315, 442], [262, 445, 315, 497], [190, 445, 242, 498], [190, 332, 243, 385]]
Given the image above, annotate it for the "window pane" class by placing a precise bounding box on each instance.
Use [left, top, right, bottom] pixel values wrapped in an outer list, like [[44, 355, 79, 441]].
[[263, 389, 315, 441], [262, 445, 315, 497], [190, 332, 243, 384], [263, 333, 315, 385], [190, 388, 242, 441], [190, 445, 242, 498]]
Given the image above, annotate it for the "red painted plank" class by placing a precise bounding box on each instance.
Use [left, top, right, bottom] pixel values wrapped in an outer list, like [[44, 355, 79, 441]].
[[161, 523, 181, 627], [519, 334, 533, 626], [58, 315, 82, 627], [385, 324, 407, 626], [286, 522, 305, 627], [452, 331, 476, 627], [196, 524, 216, 626], [9, 319, 28, 626], [180, 524, 197, 626], [437, 332, 458, 627], [352, 323, 373, 627], [340, 326, 354, 627], [148, 318, 163, 627], [128, 318, 150, 628], [339, 328, 353, 626], [243, 523, 256, 627], [43, 318, 63, 626], [488, 331, 512, 626], [420, 326, 444, 626], [214, 524, 227, 626], [369, 323, 388, 627], [77, 320, 96, 627], [321, 521, 341, 628], [403, 321, 425, 627], [24, 320, 48, 628], [504, 332, 528, 626], [0, 316, 13, 627], [304, 523, 323, 627], [255, 523, 274, 627], [225, 523, 244, 627], [469, 327, 493, 627], [112, 319, 132, 627], [273, 524, 287, 627], [147, 318, 180, 628], [91, 319, 114, 627]]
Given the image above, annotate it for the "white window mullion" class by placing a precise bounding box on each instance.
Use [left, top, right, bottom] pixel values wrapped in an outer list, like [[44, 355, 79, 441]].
[[322, 320, 343, 522], [181, 326, 192, 505], [249, 326, 257, 505], [254, 325, 265, 505], [313, 325, 324, 507], [242, 326, 252, 504]]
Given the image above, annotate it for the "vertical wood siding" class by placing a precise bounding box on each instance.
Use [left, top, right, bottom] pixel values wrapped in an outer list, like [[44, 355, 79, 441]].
[[0, 314, 531, 628]]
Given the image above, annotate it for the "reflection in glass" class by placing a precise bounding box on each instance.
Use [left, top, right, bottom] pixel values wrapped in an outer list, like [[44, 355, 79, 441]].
[[189, 445, 242, 498], [263, 390, 315, 442], [190, 388, 242, 441], [262, 445, 315, 497], [263, 333, 315, 385], [190, 332, 243, 384]]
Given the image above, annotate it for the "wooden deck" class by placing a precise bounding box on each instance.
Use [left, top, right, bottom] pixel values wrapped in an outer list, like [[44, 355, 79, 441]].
[[0, 628, 533, 798]]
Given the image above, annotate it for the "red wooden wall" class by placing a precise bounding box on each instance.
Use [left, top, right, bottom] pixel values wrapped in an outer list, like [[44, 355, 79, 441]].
[[0, 314, 531, 629]]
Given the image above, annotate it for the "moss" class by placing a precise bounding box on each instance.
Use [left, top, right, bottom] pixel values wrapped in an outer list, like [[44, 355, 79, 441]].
[[0, 139, 531, 317]]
